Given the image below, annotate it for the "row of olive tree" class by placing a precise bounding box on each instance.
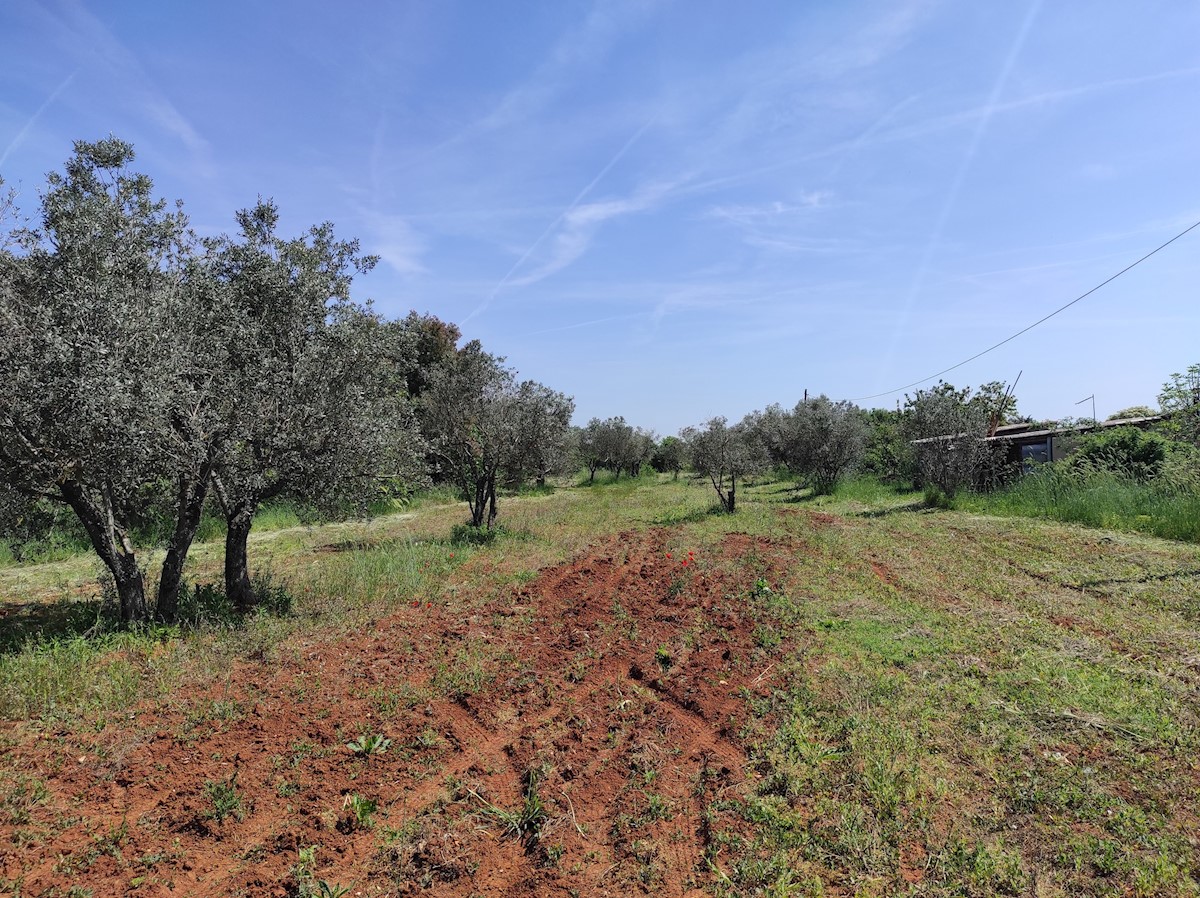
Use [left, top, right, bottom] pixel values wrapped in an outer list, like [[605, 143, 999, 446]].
[[680, 395, 870, 512], [678, 381, 1027, 511], [0, 139, 433, 621], [575, 417, 656, 482], [0, 139, 578, 622]]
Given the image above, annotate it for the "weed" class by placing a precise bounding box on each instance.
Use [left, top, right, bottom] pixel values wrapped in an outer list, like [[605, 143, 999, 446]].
[[307, 882, 350, 898], [643, 792, 672, 822], [414, 726, 441, 749], [294, 844, 318, 879], [655, 645, 673, 669], [203, 773, 245, 823], [341, 793, 377, 830], [450, 523, 498, 546], [345, 732, 392, 756], [276, 778, 300, 797], [472, 766, 550, 849]]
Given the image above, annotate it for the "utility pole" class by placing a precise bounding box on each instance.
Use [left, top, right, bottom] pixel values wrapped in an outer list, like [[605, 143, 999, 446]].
[[1076, 394, 1096, 427]]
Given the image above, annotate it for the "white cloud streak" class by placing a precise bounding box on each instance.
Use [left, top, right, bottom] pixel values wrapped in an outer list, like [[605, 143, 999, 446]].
[[357, 209, 426, 275], [0, 70, 76, 169], [43, 0, 213, 175], [464, 115, 659, 322]]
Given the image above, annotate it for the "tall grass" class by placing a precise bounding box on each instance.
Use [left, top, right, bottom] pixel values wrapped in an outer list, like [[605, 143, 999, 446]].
[[957, 464, 1200, 542]]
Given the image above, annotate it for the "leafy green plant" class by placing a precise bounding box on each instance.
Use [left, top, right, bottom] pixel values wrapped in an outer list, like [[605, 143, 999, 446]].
[[414, 726, 441, 749], [345, 732, 392, 756], [655, 645, 673, 669], [310, 882, 351, 898], [292, 845, 351, 898], [1069, 426, 1171, 481], [471, 766, 550, 848], [203, 772, 244, 823], [342, 793, 377, 830]]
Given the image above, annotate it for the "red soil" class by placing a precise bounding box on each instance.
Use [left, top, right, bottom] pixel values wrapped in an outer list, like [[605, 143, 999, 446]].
[[2, 529, 795, 897]]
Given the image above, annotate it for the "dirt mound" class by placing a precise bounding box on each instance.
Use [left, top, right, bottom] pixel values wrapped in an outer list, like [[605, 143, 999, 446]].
[[2, 529, 795, 896]]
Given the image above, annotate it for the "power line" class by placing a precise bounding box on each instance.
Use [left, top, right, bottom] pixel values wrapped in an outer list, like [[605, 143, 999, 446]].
[[854, 217, 1200, 402]]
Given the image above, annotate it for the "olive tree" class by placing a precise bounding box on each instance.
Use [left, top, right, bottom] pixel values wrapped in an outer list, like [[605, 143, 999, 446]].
[[783, 396, 868, 494], [0, 139, 206, 622], [577, 419, 606, 483], [205, 201, 424, 610], [504, 381, 575, 488], [624, 428, 657, 478], [903, 382, 1008, 498], [741, 404, 793, 469], [397, 311, 461, 400], [651, 436, 686, 479], [420, 341, 516, 528], [576, 416, 635, 483], [682, 416, 765, 512]]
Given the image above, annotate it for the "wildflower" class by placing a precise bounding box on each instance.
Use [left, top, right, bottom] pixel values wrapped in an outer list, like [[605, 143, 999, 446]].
[[426, 601, 432, 608], [665, 552, 671, 559]]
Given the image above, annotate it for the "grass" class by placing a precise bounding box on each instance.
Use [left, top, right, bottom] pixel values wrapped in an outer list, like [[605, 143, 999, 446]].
[[956, 465, 1200, 542], [3, 473, 1199, 895]]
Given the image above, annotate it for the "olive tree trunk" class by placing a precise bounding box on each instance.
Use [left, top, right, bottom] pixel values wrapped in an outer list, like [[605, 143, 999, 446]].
[[155, 463, 212, 622], [224, 505, 255, 612], [61, 481, 148, 623]]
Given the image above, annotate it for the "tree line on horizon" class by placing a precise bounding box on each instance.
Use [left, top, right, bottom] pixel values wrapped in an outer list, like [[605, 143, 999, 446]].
[[3, 139, 1198, 624]]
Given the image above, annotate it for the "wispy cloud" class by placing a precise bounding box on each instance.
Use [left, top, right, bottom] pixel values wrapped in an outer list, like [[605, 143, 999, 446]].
[[678, 60, 1200, 206], [706, 194, 856, 255], [809, 0, 935, 77], [708, 194, 831, 225], [522, 311, 646, 337], [385, 0, 659, 180], [875, 0, 1043, 384], [477, 0, 655, 133], [464, 115, 661, 322], [41, 0, 213, 175], [0, 70, 76, 169], [357, 209, 426, 275], [509, 179, 677, 287]]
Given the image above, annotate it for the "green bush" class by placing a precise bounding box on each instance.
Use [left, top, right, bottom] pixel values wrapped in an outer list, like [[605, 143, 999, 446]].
[[1068, 427, 1170, 481], [451, 523, 500, 545]]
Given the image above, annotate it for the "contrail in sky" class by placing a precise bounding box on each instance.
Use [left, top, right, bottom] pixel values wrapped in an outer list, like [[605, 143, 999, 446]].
[[874, 0, 1043, 389], [0, 71, 77, 169], [463, 115, 656, 324]]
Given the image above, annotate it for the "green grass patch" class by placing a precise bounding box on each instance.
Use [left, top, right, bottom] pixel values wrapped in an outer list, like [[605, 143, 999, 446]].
[[958, 466, 1200, 542]]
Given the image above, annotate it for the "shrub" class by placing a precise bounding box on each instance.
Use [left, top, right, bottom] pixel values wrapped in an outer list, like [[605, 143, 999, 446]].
[[1068, 427, 1170, 481], [451, 523, 499, 546]]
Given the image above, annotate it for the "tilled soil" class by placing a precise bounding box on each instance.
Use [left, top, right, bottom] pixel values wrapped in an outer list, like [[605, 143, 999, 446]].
[[1, 528, 796, 897]]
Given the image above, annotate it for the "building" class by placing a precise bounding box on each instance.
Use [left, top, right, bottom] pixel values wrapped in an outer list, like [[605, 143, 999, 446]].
[[986, 415, 1166, 468]]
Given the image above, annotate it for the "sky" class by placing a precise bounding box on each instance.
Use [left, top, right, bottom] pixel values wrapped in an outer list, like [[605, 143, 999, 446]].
[[2, 1, 1198, 433]]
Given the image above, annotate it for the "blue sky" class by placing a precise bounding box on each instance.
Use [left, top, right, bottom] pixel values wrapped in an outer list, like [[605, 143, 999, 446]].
[[2, 1, 1198, 433]]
